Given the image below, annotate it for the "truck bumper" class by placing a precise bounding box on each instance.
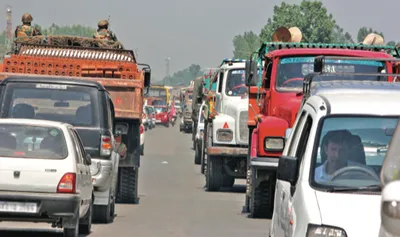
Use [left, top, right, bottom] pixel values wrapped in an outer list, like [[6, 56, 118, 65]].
[[207, 146, 248, 157], [250, 157, 279, 170]]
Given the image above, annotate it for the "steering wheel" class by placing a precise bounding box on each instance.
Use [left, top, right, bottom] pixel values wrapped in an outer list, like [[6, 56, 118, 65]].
[[329, 166, 380, 182], [281, 77, 303, 87]]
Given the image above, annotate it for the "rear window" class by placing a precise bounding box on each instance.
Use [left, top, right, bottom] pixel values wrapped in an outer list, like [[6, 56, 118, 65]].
[[155, 107, 167, 113], [2, 83, 99, 127], [0, 124, 68, 159]]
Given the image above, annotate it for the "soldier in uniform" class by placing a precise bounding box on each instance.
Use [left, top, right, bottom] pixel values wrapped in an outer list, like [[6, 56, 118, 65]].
[[15, 13, 42, 38], [191, 76, 204, 147], [93, 20, 118, 41]]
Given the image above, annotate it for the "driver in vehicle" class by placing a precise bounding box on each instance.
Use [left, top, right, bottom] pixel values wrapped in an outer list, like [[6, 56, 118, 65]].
[[227, 72, 247, 95], [314, 130, 375, 182]]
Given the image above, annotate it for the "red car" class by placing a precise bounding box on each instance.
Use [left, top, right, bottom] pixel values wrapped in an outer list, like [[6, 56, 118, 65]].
[[154, 106, 169, 127]]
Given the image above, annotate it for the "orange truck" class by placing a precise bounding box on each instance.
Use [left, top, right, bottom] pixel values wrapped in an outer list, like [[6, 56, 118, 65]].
[[0, 35, 151, 214]]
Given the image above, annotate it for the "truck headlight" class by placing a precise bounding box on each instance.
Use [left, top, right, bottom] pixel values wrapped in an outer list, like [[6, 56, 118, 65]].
[[216, 129, 233, 141], [306, 224, 347, 237], [264, 137, 284, 152]]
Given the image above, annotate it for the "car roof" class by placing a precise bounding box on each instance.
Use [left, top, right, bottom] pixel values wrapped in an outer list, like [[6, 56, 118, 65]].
[[0, 118, 71, 128], [0, 73, 107, 91], [306, 81, 400, 115]]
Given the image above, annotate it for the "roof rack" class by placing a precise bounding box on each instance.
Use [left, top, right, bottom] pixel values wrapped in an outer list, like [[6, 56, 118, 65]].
[[302, 71, 400, 101], [256, 42, 400, 59], [314, 55, 400, 73]]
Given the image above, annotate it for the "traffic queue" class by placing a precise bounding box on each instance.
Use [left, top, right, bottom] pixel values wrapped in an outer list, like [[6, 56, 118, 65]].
[[179, 26, 400, 237]]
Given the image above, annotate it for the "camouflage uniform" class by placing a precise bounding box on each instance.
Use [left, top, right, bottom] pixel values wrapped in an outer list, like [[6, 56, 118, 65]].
[[93, 20, 118, 41], [15, 13, 42, 38]]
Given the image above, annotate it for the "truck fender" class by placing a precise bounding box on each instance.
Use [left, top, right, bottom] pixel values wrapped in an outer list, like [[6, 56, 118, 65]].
[[250, 127, 259, 158], [257, 116, 289, 157]]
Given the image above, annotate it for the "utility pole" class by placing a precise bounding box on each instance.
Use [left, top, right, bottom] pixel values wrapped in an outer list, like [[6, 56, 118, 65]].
[[5, 5, 12, 52], [164, 57, 170, 86]]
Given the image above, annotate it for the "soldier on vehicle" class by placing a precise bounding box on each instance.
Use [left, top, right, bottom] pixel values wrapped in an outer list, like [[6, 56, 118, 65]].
[[93, 20, 118, 41], [15, 13, 43, 38]]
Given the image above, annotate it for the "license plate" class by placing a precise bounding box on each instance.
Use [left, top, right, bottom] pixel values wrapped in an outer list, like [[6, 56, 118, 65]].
[[0, 201, 37, 213]]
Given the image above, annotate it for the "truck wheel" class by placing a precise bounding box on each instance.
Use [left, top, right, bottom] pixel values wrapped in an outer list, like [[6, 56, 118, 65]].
[[205, 155, 223, 191], [165, 122, 170, 128], [194, 141, 201, 165], [250, 179, 274, 218], [117, 167, 139, 204]]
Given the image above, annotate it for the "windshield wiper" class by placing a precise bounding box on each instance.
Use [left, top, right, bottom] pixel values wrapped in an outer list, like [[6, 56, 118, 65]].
[[326, 184, 381, 193]]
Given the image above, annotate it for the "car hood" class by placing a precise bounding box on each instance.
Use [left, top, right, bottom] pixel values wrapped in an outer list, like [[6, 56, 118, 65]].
[[315, 190, 381, 236]]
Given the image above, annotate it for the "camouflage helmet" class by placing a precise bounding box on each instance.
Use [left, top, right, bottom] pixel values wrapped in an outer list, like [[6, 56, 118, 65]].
[[22, 13, 33, 23], [98, 20, 109, 28]]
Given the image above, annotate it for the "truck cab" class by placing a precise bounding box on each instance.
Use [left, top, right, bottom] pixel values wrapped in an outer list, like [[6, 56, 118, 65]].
[[204, 58, 249, 192], [271, 80, 400, 237], [244, 42, 400, 218]]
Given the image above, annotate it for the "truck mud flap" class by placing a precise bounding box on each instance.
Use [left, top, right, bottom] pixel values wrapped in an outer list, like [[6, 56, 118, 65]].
[[207, 147, 248, 157], [250, 157, 279, 170]]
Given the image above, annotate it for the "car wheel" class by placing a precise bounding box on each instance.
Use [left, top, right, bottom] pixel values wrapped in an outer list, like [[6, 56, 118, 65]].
[[93, 190, 114, 224], [79, 199, 93, 234]]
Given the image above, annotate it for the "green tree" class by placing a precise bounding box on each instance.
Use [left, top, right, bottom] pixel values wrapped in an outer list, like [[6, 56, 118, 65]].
[[259, 0, 350, 44], [232, 31, 260, 59], [357, 27, 384, 43], [167, 64, 203, 86]]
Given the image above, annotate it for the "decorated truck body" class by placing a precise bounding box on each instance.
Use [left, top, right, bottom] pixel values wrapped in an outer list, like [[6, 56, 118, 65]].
[[0, 35, 151, 220], [244, 35, 400, 218], [204, 58, 249, 191]]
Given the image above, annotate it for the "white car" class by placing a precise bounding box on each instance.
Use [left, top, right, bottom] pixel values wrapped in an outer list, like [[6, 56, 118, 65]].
[[0, 119, 93, 237], [140, 123, 145, 156], [194, 102, 205, 165], [270, 81, 400, 237]]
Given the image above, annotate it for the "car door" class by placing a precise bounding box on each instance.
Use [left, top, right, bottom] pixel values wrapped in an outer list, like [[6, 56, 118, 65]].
[[69, 129, 91, 215], [273, 110, 308, 237]]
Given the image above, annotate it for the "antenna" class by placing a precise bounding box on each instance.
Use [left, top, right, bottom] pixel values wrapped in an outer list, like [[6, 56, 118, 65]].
[[5, 5, 12, 52]]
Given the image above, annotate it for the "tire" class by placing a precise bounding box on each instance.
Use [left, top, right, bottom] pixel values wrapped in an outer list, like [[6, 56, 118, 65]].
[[249, 175, 275, 219], [93, 198, 114, 224], [165, 122, 170, 128], [194, 141, 201, 165], [116, 167, 139, 204], [205, 155, 223, 191], [79, 199, 93, 234], [140, 144, 144, 156], [64, 209, 79, 237]]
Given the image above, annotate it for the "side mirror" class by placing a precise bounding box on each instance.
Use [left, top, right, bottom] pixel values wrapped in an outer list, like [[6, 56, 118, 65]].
[[381, 180, 400, 235], [285, 128, 293, 139], [277, 156, 298, 186], [114, 122, 129, 136], [245, 60, 259, 87], [85, 154, 92, 165], [144, 68, 151, 87]]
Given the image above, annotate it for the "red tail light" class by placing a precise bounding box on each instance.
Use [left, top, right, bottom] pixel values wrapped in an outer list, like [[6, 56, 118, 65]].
[[140, 125, 144, 134], [57, 173, 76, 193], [100, 135, 112, 156]]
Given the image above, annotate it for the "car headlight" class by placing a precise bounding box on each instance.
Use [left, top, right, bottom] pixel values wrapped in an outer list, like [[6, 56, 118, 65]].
[[264, 137, 285, 152], [306, 224, 347, 237], [216, 129, 233, 141]]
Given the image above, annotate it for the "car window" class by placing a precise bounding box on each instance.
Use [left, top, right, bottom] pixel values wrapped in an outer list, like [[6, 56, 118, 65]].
[[0, 124, 68, 159], [68, 129, 83, 164], [311, 116, 398, 189], [4, 83, 99, 127], [225, 69, 248, 96], [72, 129, 87, 165]]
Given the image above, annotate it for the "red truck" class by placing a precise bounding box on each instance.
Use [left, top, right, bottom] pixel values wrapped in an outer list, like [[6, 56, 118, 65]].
[[243, 31, 400, 218]]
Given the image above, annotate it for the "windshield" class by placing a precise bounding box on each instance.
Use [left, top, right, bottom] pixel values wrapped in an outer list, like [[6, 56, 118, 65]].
[[381, 121, 400, 185], [225, 69, 248, 96], [0, 124, 68, 159], [152, 100, 167, 106], [147, 88, 167, 98], [154, 107, 167, 113], [311, 116, 398, 190], [3, 83, 99, 127], [276, 56, 386, 92]]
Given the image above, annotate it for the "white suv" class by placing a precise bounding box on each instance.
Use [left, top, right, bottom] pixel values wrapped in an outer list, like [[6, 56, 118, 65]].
[[0, 119, 93, 237]]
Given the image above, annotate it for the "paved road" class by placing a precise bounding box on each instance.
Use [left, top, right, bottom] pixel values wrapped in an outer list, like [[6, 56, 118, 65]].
[[0, 125, 271, 236]]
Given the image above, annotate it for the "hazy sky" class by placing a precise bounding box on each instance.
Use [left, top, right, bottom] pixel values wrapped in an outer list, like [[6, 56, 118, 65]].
[[2, 0, 400, 80]]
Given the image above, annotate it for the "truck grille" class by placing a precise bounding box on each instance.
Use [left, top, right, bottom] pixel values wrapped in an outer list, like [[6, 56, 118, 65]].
[[239, 111, 249, 143]]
